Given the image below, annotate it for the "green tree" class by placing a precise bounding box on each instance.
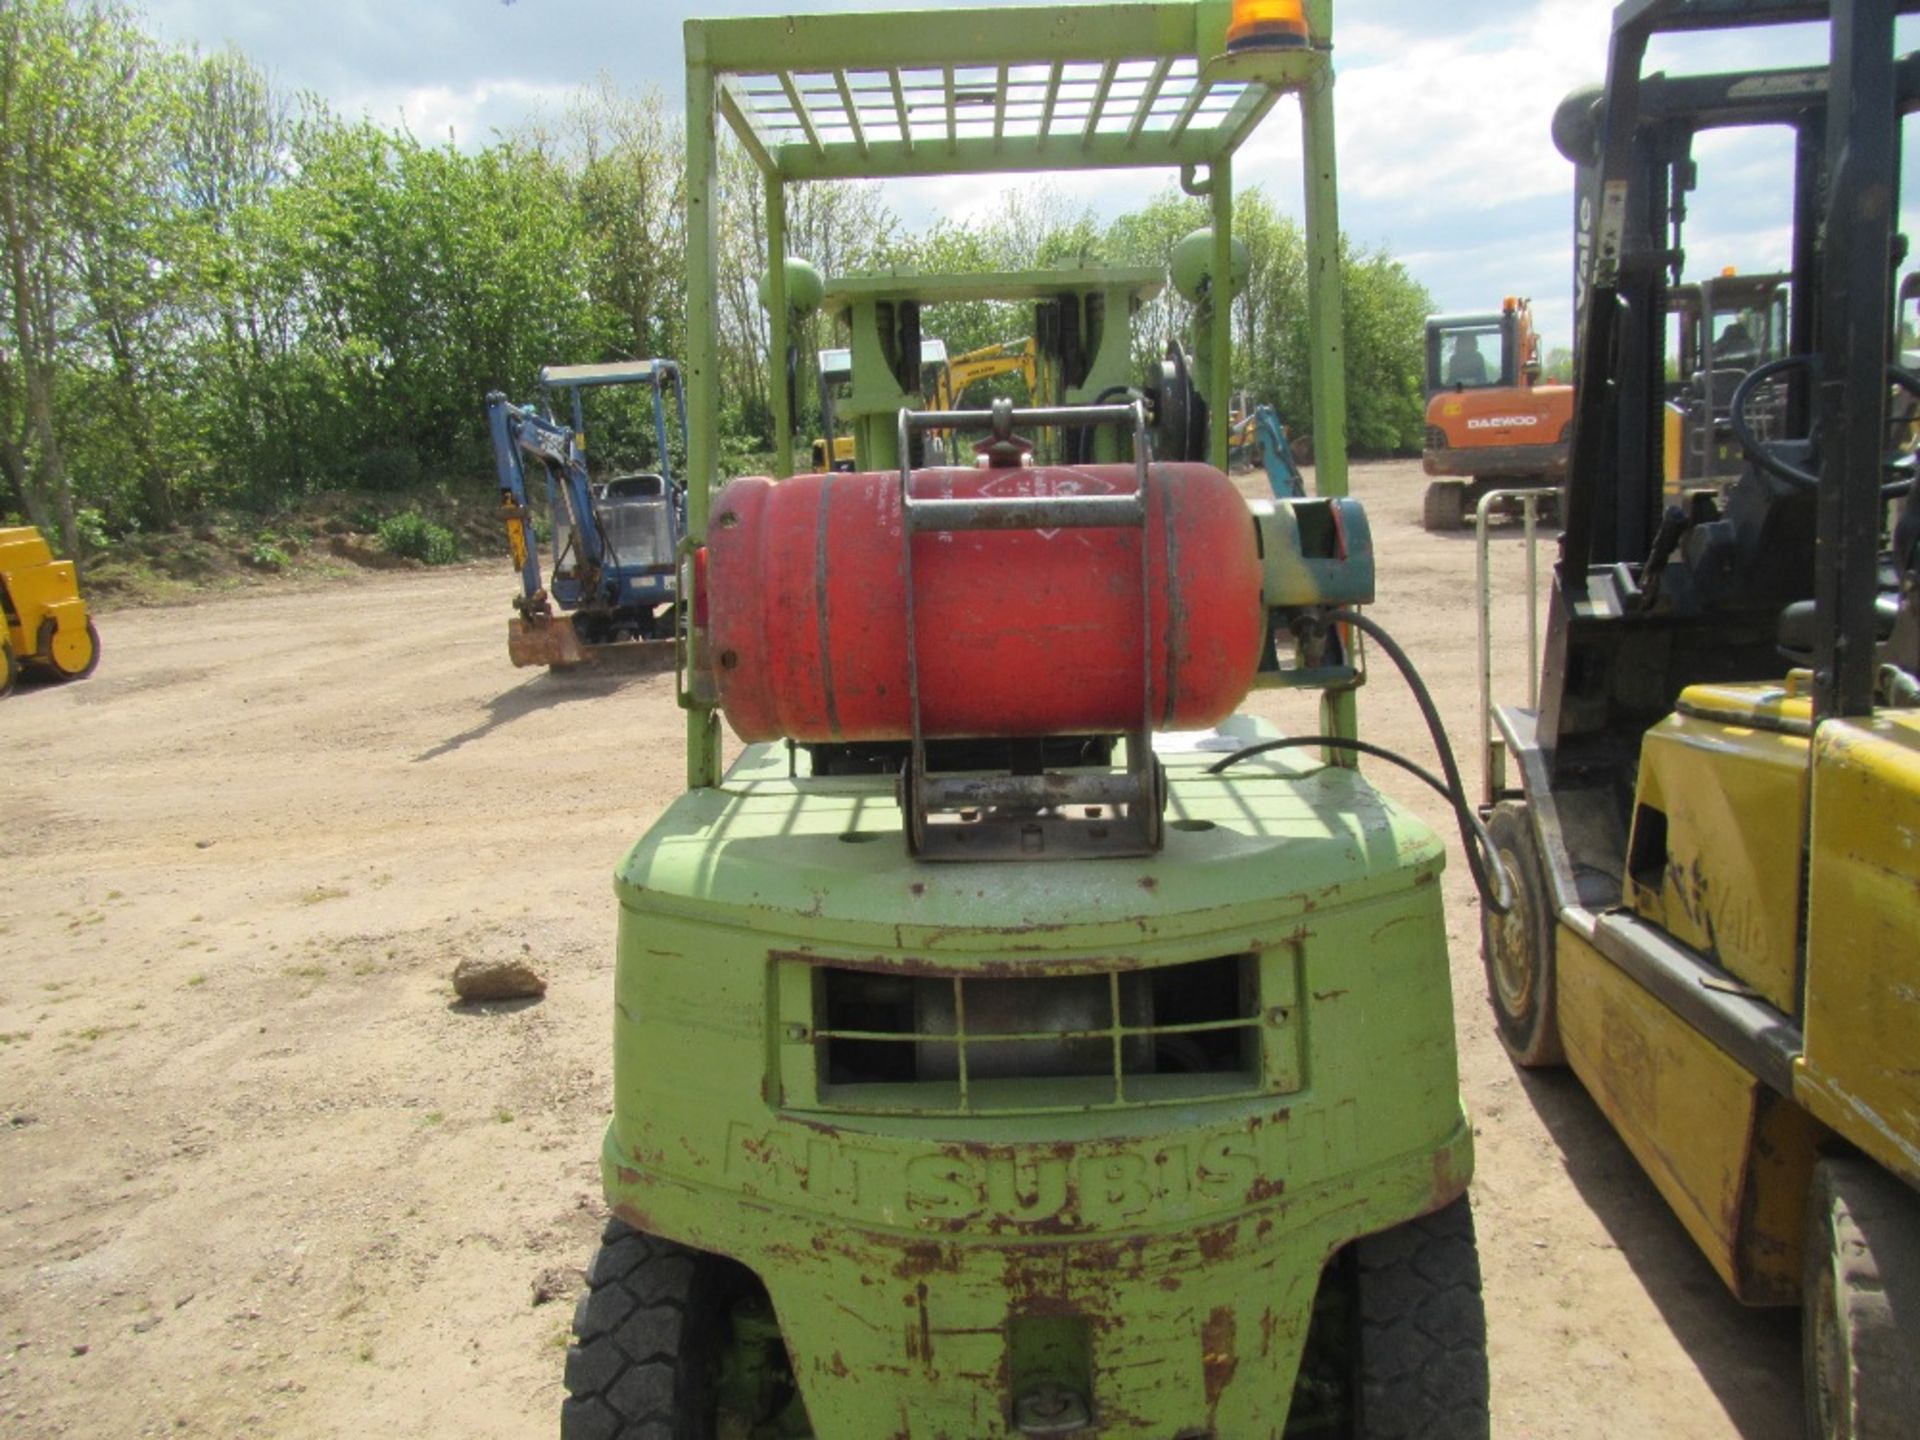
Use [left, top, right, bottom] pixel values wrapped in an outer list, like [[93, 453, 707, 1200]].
[[1108, 186, 1430, 455], [271, 120, 607, 481], [0, 0, 166, 551], [1340, 246, 1431, 453]]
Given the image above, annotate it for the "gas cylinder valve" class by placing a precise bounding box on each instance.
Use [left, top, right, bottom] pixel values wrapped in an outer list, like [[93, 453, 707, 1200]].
[[1251, 495, 1375, 691]]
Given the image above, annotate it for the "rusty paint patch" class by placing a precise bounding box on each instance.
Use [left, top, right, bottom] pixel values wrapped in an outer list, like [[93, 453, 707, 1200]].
[[895, 1242, 961, 1279], [903, 1281, 933, 1366], [1311, 987, 1348, 1002], [609, 1200, 659, 1237], [1201, 1305, 1238, 1410], [909, 881, 926, 896], [1138, 875, 1159, 890], [785, 1114, 849, 1141], [1196, 1223, 1240, 1262], [1246, 1173, 1287, 1203]]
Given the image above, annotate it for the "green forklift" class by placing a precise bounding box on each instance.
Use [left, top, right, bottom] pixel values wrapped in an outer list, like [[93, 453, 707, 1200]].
[[564, 3, 1497, 1435]]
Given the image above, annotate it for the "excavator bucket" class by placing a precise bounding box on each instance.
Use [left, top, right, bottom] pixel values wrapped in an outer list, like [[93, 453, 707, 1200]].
[[507, 615, 588, 668]]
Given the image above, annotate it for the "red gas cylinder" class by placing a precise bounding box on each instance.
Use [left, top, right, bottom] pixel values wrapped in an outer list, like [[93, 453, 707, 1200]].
[[705, 463, 1263, 743]]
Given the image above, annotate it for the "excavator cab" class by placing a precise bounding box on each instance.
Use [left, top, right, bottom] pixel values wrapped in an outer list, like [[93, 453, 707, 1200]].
[[1423, 312, 1514, 395], [1663, 272, 1791, 488], [536, 362, 688, 593]]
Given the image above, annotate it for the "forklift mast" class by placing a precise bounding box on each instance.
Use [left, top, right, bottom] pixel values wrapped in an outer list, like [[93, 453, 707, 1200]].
[[1542, 0, 1920, 782]]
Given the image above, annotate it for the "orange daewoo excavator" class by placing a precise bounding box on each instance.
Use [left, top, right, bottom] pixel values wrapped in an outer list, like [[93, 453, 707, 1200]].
[[1421, 297, 1573, 530]]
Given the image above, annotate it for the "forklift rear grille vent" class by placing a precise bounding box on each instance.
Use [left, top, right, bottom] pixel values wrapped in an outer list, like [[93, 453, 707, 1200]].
[[776, 952, 1301, 1115]]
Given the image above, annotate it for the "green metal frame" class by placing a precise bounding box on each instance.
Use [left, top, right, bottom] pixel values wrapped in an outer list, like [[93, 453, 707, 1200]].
[[684, 0, 1351, 788], [822, 267, 1164, 468]]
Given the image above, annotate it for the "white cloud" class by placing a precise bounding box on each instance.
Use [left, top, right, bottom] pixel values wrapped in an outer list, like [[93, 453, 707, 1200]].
[[337, 79, 576, 148], [1328, 1, 1614, 216]]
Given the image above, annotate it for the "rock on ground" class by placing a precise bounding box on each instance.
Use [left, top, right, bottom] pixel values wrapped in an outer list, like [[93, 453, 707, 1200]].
[[452, 955, 547, 1002]]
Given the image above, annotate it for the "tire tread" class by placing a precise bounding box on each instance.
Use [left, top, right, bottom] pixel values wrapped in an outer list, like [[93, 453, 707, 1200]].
[[1355, 1198, 1489, 1440], [561, 1219, 707, 1440], [1804, 1159, 1920, 1439]]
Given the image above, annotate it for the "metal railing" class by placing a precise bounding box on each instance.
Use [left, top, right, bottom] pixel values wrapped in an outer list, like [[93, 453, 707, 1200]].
[[1475, 489, 1552, 808]]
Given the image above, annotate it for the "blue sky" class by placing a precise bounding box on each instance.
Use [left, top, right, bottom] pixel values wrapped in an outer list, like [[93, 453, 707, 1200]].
[[139, 1, 1920, 356]]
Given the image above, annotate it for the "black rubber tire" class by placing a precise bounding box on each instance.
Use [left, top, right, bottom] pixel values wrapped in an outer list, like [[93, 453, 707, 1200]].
[[46, 618, 101, 681], [0, 635, 15, 697], [561, 1219, 730, 1440], [1479, 801, 1566, 1067], [1422, 482, 1465, 532], [1354, 1197, 1490, 1439], [1802, 1159, 1920, 1440]]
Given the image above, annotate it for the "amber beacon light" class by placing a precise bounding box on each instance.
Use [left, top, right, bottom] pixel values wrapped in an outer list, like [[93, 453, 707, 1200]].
[[1226, 0, 1311, 51]]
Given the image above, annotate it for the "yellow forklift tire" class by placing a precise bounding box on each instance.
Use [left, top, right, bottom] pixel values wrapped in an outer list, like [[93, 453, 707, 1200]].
[[1479, 802, 1566, 1067], [1803, 1159, 1920, 1440], [46, 618, 101, 681]]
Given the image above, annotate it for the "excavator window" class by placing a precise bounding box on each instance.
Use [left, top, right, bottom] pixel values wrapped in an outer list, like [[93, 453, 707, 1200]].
[[1445, 335, 1492, 386], [1424, 318, 1508, 393]]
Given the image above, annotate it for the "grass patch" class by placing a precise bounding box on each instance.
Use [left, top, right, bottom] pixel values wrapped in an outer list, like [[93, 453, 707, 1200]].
[[376, 511, 459, 565], [58, 1022, 138, 1049], [248, 541, 292, 571]]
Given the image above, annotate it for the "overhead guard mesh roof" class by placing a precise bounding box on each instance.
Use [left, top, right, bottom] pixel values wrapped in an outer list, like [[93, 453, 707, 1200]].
[[695, 4, 1297, 180]]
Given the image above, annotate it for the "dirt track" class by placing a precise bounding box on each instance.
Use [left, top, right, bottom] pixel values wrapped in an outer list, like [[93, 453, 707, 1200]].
[[0, 458, 1799, 1437]]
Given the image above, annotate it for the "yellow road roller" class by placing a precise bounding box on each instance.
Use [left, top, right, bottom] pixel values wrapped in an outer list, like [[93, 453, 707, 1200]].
[[0, 526, 100, 697]]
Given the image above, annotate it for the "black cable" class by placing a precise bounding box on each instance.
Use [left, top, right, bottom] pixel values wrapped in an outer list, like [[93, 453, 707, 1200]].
[[1205, 735, 1509, 914], [1205, 609, 1514, 914], [1207, 733, 1440, 795]]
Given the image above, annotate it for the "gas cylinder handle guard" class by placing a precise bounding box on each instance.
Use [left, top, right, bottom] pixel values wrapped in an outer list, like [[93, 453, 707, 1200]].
[[894, 397, 1166, 861]]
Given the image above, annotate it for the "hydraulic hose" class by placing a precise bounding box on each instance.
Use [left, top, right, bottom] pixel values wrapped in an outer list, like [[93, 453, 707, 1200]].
[[1063, 386, 1147, 464], [1206, 608, 1514, 915]]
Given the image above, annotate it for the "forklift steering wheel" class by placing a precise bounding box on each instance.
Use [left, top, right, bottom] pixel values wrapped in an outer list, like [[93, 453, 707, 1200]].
[[1729, 354, 1920, 499]]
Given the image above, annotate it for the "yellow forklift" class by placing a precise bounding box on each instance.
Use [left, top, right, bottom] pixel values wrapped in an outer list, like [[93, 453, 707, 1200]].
[[0, 525, 99, 697], [1485, 4, 1920, 1436]]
